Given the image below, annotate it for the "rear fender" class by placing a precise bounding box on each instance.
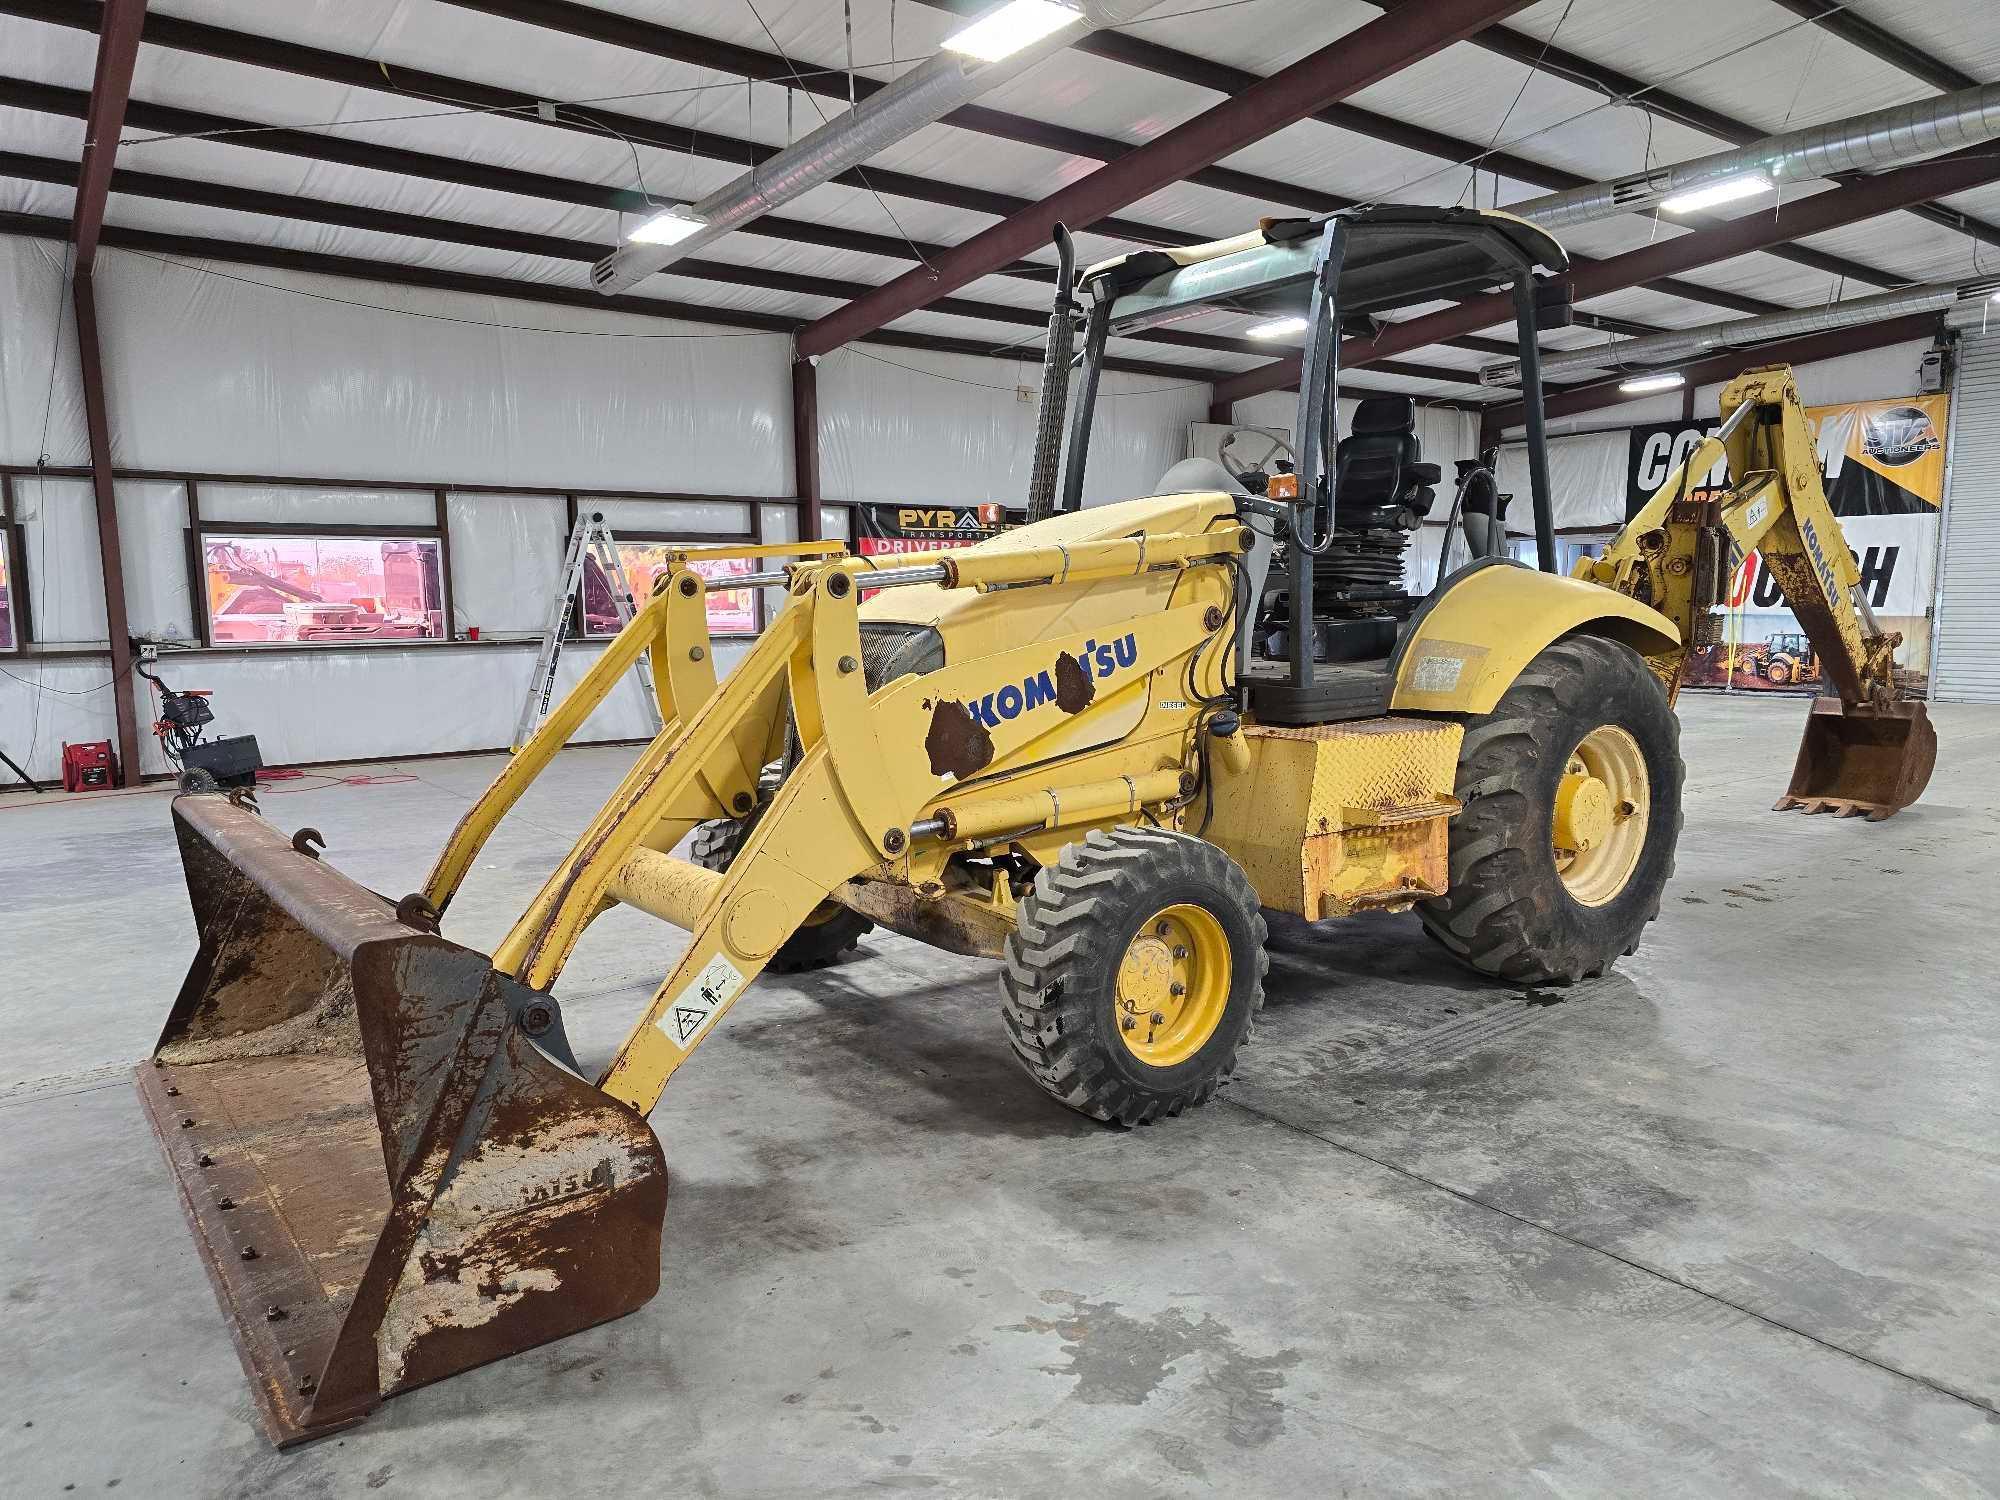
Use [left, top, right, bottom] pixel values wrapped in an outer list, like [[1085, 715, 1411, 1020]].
[[1391, 559, 1680, 715]]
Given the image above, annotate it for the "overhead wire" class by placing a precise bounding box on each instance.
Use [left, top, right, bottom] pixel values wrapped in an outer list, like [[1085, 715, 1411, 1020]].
[[1351, 3, 1861, 216], [1460, 0, 1577, 210], [114, 57, 939, 150], [738, 0, 940, 278], [837, 344, 1212, 396], [104, 247, 788, 338]]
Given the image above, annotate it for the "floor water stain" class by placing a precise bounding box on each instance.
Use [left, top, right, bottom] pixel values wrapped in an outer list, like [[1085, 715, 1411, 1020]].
[[1005, 1290, 1300, 1447]]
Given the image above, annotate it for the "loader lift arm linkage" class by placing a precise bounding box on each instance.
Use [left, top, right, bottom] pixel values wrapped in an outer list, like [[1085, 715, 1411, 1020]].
[[426, 526, 1246, 1114], [1576, 366, 1936, 819]]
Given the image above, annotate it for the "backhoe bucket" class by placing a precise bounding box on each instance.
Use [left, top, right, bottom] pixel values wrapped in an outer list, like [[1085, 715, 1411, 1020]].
[[137, 793, 667, 1445], [1774, 697, 1937, 820]]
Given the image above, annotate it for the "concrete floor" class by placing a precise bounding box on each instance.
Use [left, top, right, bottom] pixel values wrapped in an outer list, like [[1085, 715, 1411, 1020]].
[[2, 694, 1996, 1498]]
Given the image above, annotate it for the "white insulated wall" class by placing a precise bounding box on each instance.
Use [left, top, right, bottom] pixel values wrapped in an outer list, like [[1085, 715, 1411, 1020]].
[[0, 235, 1222, 783], [817, 344, 1212, 508]]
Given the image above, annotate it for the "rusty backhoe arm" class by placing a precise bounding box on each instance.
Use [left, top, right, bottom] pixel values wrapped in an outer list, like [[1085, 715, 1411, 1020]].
[[1575, 365, 1935, 818]]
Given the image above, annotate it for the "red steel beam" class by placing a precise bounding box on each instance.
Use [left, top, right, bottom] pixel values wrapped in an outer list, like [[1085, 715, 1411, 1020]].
[[792, 357, 821, 544], [69, 0, 146, 785], [71, 275, 142, 786], [795, 0, 1535, 358], [1485, 312, 1943, 429], [70, 0, 145, 272], [1211, 146, 2000, 410]]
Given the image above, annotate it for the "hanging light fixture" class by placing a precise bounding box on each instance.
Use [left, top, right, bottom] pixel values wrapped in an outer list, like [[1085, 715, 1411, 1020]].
[[1658, 174, 1774, 215], [942, 1, 1084, 62], [1618, 372, 1687, 394], [626, 206, 708, 246]]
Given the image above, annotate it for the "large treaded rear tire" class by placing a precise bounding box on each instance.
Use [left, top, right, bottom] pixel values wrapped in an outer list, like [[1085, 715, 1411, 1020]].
[[687, 818, 874, 973], [1418, 633, 1682, 985], [1001, 827, 1267, 1126]]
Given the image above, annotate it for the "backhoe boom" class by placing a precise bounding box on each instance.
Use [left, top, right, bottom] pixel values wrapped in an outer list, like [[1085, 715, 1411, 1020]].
[[1576, 365, 1935, 818]]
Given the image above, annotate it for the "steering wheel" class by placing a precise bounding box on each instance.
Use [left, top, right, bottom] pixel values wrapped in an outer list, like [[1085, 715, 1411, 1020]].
[[1219, 428, 1297, 495]]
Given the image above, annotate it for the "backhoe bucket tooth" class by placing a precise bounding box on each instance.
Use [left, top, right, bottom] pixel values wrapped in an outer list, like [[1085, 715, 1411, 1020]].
[[1774, 697, 1937, 821], [137, 793, 668, 1445]]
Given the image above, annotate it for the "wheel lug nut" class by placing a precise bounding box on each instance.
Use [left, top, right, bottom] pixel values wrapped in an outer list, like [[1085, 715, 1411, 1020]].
[[1155, 921, 1170, 936], [1169, 982, 1186, 997], [1120, 1016, 1136, 1032], [1171, 946, 1187, 960], [1150, 1011, 1166, 1025]]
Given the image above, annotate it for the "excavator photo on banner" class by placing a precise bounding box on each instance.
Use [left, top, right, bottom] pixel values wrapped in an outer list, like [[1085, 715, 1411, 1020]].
[[134, 205, 1936, 1445]]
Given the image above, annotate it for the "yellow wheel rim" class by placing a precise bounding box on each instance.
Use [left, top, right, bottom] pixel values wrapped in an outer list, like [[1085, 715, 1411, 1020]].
[[1553, 724, 1650, 907], [1114, 903, 1232, 1067]]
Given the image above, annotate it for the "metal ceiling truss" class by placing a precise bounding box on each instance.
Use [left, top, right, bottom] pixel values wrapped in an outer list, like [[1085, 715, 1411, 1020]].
[[906, 0, 1912, 294], [1210, 144, 2000, 408], [0, 0, 1587, 367]]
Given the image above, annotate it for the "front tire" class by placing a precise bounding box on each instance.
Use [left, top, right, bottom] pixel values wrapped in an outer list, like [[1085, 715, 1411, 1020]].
[[1001, 828, 1267, 1126], [1419, 633, 1682, 984]]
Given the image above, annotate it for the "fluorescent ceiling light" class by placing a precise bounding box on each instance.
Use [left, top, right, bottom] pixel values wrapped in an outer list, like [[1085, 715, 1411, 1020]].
[[1659, 174, 1774, 215], [1618, 372, 1686, 394], [942, 0, 1084, 63], [627, 206, 707, 246], [1246, 315, 1310, 340]]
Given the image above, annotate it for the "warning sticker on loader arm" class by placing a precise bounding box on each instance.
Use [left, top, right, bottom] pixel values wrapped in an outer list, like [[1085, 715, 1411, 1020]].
[[656, 952, 748, 1052]]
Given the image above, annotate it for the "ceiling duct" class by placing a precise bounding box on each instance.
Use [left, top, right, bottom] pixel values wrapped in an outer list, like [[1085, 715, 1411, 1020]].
[[1479, 280, 1997, 386], [592, 0, 1167, 295], [1509, 84, 2000, 230]]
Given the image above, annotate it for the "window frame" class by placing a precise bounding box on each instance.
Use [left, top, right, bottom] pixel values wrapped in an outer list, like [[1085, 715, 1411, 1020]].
[[0, 474, 29, 657], [191, 518, 455, 650], [574, 519, 769, 642]]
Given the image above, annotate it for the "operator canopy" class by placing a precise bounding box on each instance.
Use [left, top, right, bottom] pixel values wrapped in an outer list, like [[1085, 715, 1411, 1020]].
[[1081, 205, 1569, 334]]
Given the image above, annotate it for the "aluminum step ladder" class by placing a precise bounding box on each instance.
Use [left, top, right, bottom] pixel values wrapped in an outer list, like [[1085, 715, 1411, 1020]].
[[514, 510, 663, 750]]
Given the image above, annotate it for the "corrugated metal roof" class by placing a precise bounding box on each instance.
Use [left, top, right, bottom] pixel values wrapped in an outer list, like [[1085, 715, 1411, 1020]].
[[1, 0, 1987, 400]]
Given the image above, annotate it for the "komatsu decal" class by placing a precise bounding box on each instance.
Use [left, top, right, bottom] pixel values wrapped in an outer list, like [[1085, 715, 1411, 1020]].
[[1801, 515, 1843, 603], [968, 633, 1137, 730]]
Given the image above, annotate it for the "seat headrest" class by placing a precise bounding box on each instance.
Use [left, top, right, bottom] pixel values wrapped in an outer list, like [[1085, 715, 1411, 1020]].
[[1350, 396, 1417, 436]]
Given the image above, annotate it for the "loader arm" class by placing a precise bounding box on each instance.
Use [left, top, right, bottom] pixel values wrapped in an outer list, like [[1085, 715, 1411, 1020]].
[[1575, 364, 1934, 817], [479, 524, 1245, 1114]]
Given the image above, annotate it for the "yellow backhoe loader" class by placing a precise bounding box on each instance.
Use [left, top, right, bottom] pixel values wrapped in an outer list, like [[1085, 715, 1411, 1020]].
[[136, 207, 1936, 1444]]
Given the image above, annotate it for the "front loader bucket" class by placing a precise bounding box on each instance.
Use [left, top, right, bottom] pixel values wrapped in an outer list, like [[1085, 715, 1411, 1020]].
[[136, 793, 667, 1445], [1774, 696, 1937, 820]]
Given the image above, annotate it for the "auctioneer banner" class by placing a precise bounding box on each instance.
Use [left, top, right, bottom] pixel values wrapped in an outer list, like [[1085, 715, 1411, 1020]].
[[1621, 395, 1946, 695]]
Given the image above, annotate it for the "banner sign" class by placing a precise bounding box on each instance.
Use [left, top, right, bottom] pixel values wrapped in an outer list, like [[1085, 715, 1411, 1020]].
[[1624, 395, 1947, 517], [1621, 395, 1946, 696], [854, 503, 1011, 557]]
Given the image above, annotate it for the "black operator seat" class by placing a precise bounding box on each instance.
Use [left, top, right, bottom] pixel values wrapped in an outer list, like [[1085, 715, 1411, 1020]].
[[1334, 396, 1440, 522]]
